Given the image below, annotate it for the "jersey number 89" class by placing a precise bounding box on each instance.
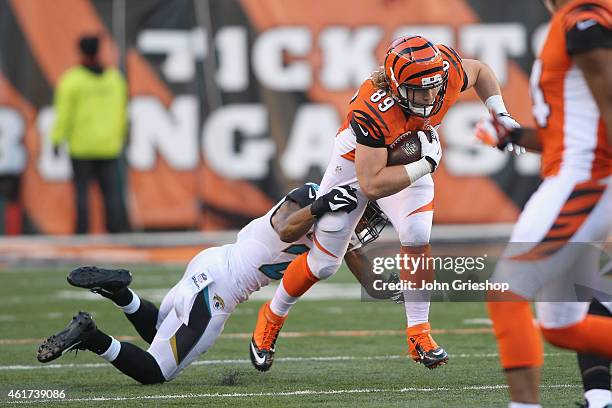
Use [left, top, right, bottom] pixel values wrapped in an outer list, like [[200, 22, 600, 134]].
[[370, 89, 394, 112]]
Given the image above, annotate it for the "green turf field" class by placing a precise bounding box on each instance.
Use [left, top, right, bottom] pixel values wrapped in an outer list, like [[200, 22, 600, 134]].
[[0, 264, 583, 407]]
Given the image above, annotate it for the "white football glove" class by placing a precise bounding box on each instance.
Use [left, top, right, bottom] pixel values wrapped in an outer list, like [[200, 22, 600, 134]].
[[497, 113, 525, 155], [497, 112, 520, 130], [475, 112, 525, 155], [417, 126, 442, 171]]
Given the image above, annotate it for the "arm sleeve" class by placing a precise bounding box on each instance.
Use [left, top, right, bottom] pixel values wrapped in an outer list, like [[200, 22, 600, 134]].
[[50, 74, 74, 146], [564, 3, 612, 54], [566, 23, 612, 54]]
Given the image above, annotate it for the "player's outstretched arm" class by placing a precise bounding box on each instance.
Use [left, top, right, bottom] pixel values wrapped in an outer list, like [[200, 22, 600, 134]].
[[508, 128, 542, 152], [272, 185, 359, 243], [462, 59, 540, 152], [475, 118, 543, 153], [463, 59, 519, 127], [462, 59, 502, 103], [272, 200, 316, 243], [574, 48, 612, 146]]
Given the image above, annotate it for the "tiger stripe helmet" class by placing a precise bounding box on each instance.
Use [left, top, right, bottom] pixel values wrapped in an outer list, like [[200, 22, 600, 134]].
[[383, 35, 449, 117]]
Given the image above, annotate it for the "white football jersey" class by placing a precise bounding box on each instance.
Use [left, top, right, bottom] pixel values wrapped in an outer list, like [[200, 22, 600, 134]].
[[224, 184, 317, 301]]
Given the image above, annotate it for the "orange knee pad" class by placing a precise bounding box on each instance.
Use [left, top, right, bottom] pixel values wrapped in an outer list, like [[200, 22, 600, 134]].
[[487, 299, 543, 369]]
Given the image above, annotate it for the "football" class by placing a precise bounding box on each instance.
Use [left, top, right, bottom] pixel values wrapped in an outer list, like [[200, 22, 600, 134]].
[[386, 131, 422, 166]]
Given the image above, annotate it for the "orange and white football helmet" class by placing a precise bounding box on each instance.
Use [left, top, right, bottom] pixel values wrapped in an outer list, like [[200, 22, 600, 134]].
[[383, 35, 449, 118]]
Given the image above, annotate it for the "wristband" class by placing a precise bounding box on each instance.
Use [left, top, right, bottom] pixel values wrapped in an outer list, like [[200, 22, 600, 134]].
[[485, 94, 508, 115], [404, 157, 433, 184]]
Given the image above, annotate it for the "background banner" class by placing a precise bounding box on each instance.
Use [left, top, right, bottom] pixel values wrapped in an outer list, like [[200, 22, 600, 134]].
[[0, 0, 550, 234]]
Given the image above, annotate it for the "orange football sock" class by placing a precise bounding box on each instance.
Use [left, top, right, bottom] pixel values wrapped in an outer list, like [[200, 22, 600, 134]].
[[281, 253, 319, 297], [487, 293, 543, 369], [541, 315, 612, 359]]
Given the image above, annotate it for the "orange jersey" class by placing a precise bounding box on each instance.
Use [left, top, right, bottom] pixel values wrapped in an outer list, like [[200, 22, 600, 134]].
[[531, 0, 612, 179], [335, 44, 467, 160]]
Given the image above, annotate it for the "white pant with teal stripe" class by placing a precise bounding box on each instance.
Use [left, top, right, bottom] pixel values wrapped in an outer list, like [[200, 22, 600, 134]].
[[148, 247, 238, 381]]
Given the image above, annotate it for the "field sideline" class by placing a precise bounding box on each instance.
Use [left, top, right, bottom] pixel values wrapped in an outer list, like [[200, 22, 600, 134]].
[[0, 264, 583, 407]]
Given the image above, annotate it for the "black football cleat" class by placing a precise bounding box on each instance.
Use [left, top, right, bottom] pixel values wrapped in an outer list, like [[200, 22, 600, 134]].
[[37, 312, 96, 363], [249, 338, 276, 372], [67, 266, 132, 296], [249, 302, 286, 372], [412, 343, 449, 369], [407, 323, 449, 369]]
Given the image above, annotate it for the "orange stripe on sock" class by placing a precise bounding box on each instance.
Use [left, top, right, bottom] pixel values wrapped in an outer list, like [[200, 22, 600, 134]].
[[406, 200, 434, 217], [281, 253, 319, 297], [313, 232, 338, 258], [541, 315, 612, 359], [487, 297, 543, 369]]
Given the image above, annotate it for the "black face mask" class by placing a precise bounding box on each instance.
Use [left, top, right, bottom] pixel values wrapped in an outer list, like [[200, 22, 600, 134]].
[[354, 201, 388, 246]]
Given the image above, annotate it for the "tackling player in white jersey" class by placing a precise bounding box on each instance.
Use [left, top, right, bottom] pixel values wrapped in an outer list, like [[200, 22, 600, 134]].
[[36, 183, 389, 383]]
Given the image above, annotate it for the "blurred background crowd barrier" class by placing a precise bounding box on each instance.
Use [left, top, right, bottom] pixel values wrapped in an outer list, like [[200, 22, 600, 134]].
[[0, 0, 549, 236]]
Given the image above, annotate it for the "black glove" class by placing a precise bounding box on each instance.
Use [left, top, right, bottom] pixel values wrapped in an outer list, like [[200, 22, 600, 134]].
[[310, 185, 358, 217]]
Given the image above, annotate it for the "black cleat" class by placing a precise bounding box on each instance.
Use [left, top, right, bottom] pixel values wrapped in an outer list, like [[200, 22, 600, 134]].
[[413, 343, 449, 369], [249, 302, 285, 372], [407, 323, 449, 370], [37, 312, 96, 363], [67, 266, 132, 296], [249, 338, 276, 372]]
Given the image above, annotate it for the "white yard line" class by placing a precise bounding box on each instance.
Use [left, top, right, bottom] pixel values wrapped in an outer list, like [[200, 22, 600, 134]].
[[0, 352, 570, 371], [5, 384, 578, 404]]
